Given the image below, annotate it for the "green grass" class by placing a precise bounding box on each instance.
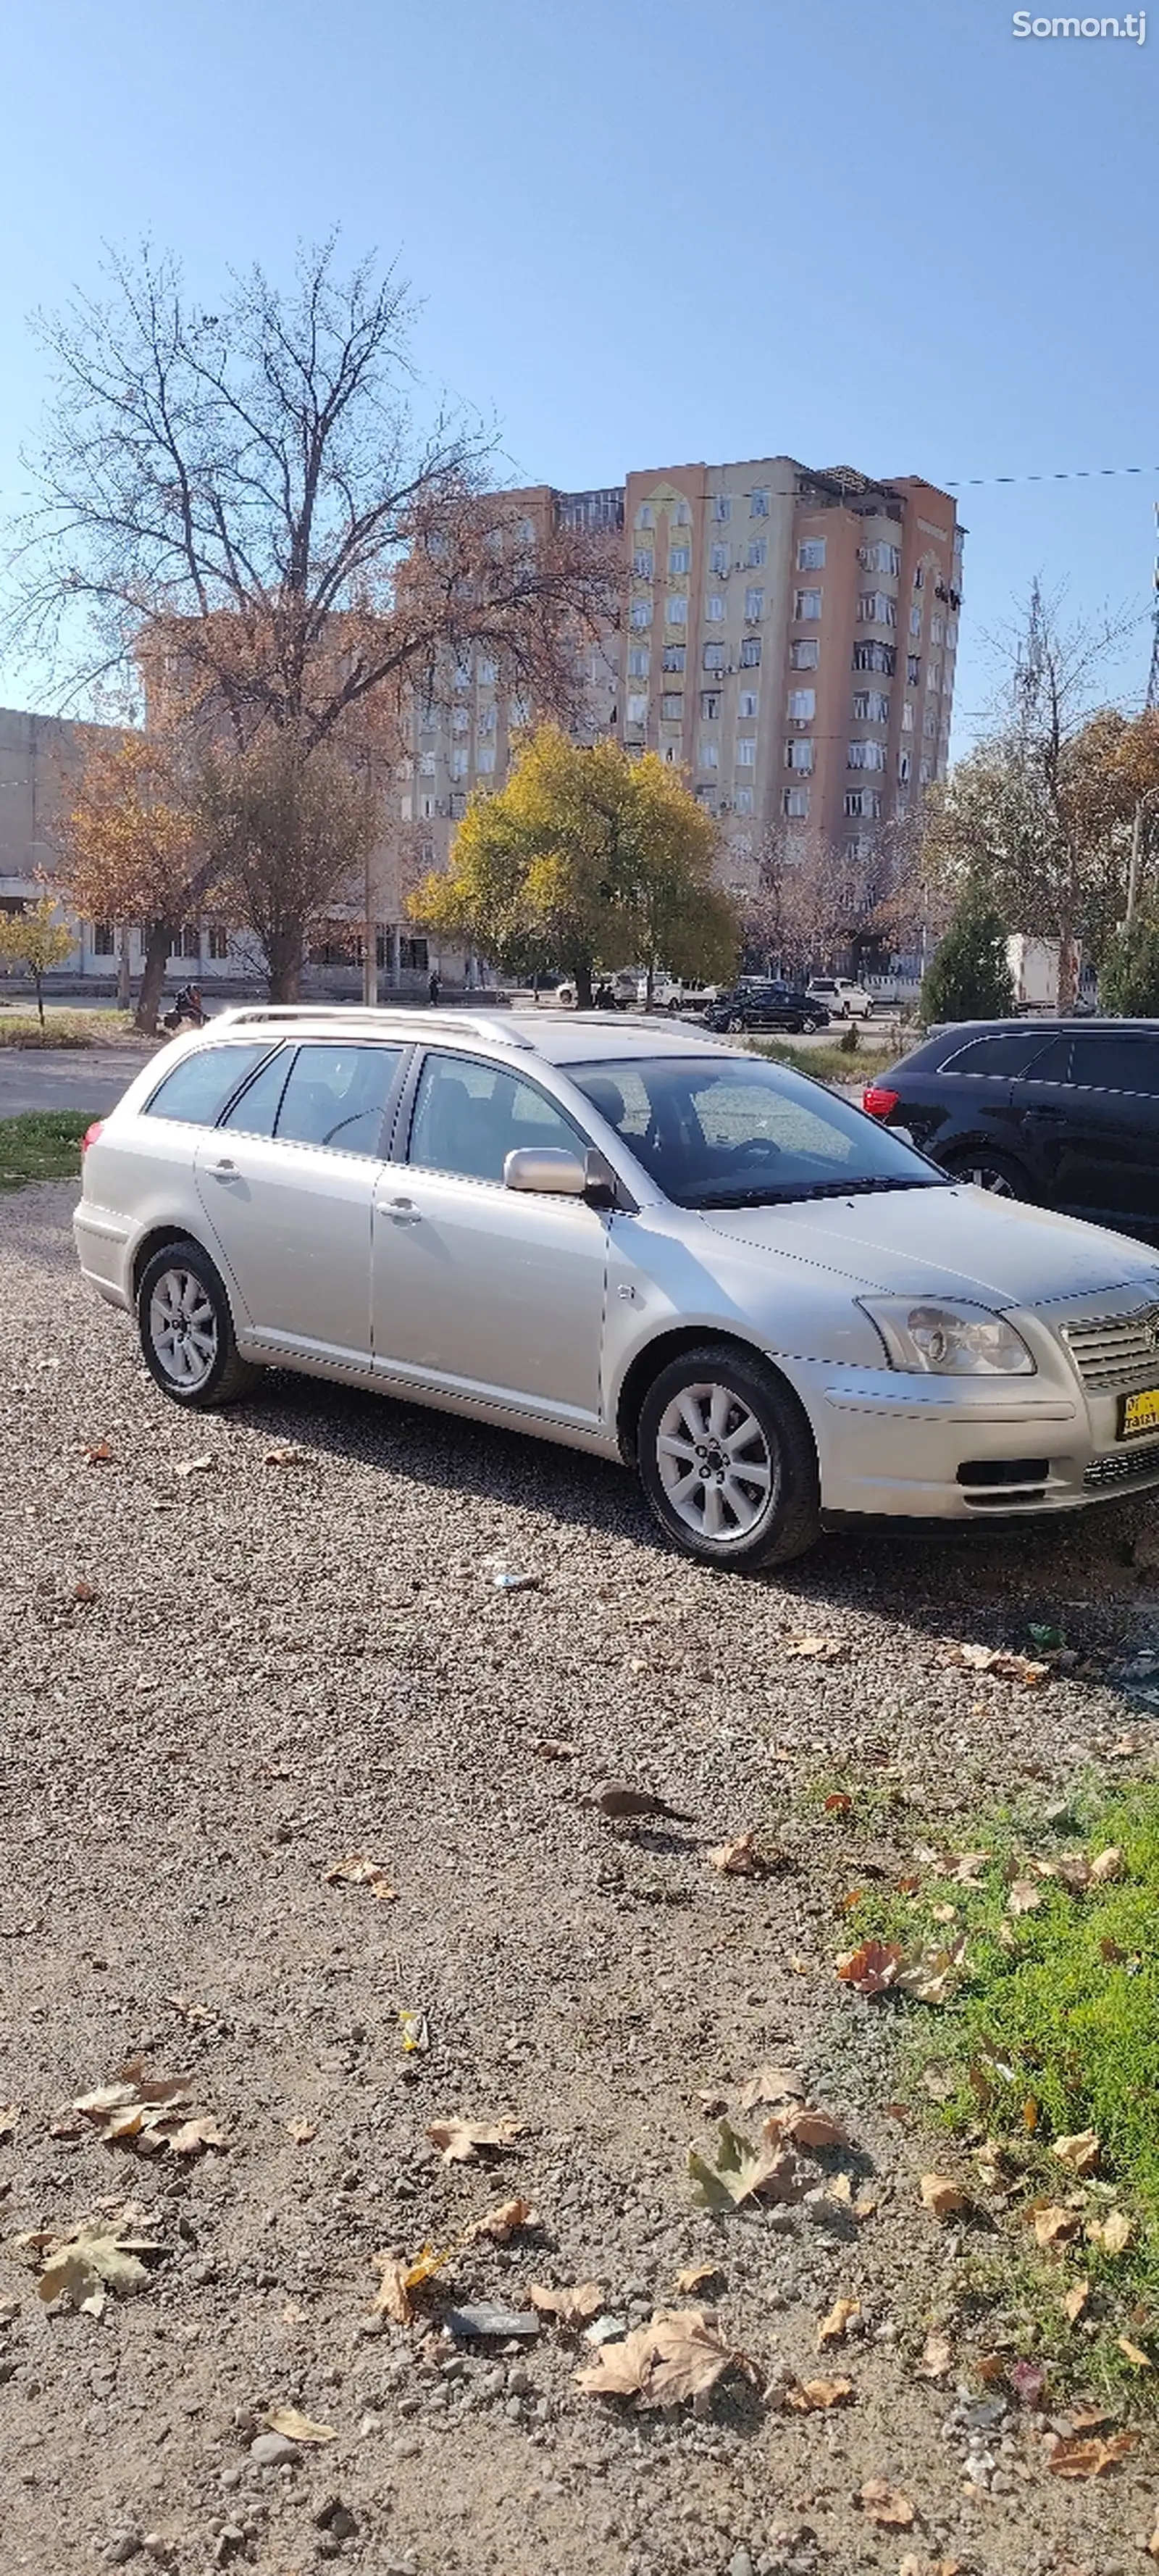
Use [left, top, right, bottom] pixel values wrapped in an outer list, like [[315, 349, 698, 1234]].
[[839, 1780, 1159, 2398], [0, 1111, 95, 1189], [0, 1009, 138, 1049]]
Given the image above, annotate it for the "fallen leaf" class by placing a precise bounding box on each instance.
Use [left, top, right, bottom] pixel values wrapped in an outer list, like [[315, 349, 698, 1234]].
[[915, 2328, 953, 2380], [372, 2256, 417, 2325], [34, 2221, 160, 2313], [818, 2296, 861, 2347], [1008, 2359, 1047, 2408], [469, 2197, 536, 2244], [921, 2173, 970, 2221], [427, 2117, 523, 2164], [54, 2062, 222, 2158], [72, 1579, 99, 1605], [1088, 1846, 1122, 1884], [174, 1454, 216, 1477], [687, 2119, 802, 2212], [859, 2479, 916, 2528], [164, 2116, 227, 2157], [737, 2064, 806, 2115], [286, 2118, 317, 2145], [1087, 2208, 1132, 2256], [575, 2307, 754, 2408], [780, 2374, 855, 2410], [674, 2262, 722, 2296], [0, 2105, 17, 2142], [1032, 2204, 1081, 2249], [708, 1832, 769, 1877], [262, 1445, 303, 1466], [824, 1791, 853, 1817], [529, 1739, 574, 1760], [948, 1643, 1049, 1685], [835, 1938, 904, 1995], [1118, 2334, 1153, 2369], [786, 1633, 843, 1659], [1008, 1877, 1045, 1916], [894, 1940, 968, 2006], [266, 2406, 337, 2446], [1061, 2279, 1090, 2324], [528, 2280, 603, 2330], [1053, 2129, 1100, 2177], [323, 1854, 396, 1902], [975, 2351, 1005, 2384], [85, 1441, 115, 1465], [1047, 2430, 1134, 2477]]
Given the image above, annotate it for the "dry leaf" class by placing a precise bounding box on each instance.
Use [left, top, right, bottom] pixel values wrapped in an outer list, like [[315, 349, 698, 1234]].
[[1032, 2204, 1081, 2249], [174, 1454, 215, 1477], [372, 2256, 417, 2325], [1088, 1846, 1122, 1884], [835, 1938, 904, 1995], [859, 2479, 916, 2528], [34, 2221, 160, 2314], [776, 2104, 850, 2151], [688, 2120, 801, 2213], [72, 1579, 99, 1605], [1008, 1877, 1045, 1916], [1060, 2278, 1090, 2324], [674, 2262, 722, 2296], [785, 1633, 842, 1659], [54, 2062, 222, 2158], [266, 2406, 337, 2446], [920, 2173, 970, 2221], [737, 2064, 806, 2115], [948, 1643, 1049, 1685], [86, 1441, 115, 1464], [164, 2115, 226, 2156], [1053, 2129, 1100, 2177], [824, 1791, 853, 1817], [1118, 2335, 1153, 2369], [286, 2118, 317, 2145], [575, 2307, 752, 2409], [427, 2117, 523, 2164], [818, 2296, 861, 2347], [1047, 2430, 1134, 2477], [708, 1832, 769, 1877], [529, 1739, 574, 1760], [915, 2329, 952, 2380], [323, 1854, 396, 1902], [469, 2197, 536, 2244], [0, 2105, 16, 2142], [528, 2280, 603, 2329], [894, 1940, 968, 2005], [780, 2374, 854, 2410], [1087, 2208, 1132, 2256], [262, 1445, 303, 1466]]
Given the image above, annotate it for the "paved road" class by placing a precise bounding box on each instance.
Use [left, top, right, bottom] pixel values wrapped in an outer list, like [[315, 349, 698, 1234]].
[[0, 1047, 156, 1120]]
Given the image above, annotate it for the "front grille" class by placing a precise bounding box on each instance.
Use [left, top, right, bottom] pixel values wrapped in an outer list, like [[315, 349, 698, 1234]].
[[1062, 1306, 1159, 1391], [957, 1458, 1050, 1488], [1084, 1439, 1159, 1491]]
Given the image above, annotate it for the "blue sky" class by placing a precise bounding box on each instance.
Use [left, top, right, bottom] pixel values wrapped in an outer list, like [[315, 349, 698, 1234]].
[[0, 0, 1155, 744]]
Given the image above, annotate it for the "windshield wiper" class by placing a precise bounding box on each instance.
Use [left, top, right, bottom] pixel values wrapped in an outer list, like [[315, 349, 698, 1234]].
[[690, 1175, 947, 1210]]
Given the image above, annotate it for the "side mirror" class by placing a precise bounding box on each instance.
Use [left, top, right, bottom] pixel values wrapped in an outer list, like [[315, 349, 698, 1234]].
[[503, 1146, 587, 1197]]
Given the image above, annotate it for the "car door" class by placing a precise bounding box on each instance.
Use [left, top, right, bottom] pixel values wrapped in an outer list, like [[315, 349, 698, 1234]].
[[370, 1048, 609, 1424], [1038, 1033, 1159, 1231], [193, 1040, 407, 1364]]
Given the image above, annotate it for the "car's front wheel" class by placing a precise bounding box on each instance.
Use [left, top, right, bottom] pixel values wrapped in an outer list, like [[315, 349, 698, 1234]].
[[941, 1149, 1030, 1200], [636, 1345, 821, 1571], [726, 1013, 748, 1034], [138, 1238, 259, 1408], [800, 1014, 821, 1033]]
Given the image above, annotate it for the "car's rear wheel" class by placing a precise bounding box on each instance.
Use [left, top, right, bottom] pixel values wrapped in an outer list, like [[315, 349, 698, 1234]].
[[727, 1013, 747, 1034], [941, 1149, 1030, 1200], [801, 1014, 821, 1033], [637, 1345, 821, 1572], [138, 1238, 259, 1408]]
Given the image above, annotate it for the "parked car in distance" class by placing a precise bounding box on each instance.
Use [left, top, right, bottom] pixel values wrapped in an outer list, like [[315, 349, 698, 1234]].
[[863, 1017, 1159, 1243], [705, 983, 832, 1035], [74, 1004, 1159, 1572], [807, 977, 874, 1020], [643, 974, 726, 1014]]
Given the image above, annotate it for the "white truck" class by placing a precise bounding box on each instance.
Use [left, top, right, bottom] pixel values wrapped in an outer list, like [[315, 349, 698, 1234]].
[[1005, 936, 1079, 1013]]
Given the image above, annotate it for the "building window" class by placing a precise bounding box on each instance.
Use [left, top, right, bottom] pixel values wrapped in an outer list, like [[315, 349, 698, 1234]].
[[946, 618, 958, 651], [747, 538, 767, 568], [713, 494, 732, 522], [797, 538, 826, 570], [709, 541, 729, 575], [477, 657, 496, 685], [848, 740, 886, 770], [700, 689, 721, 719], [853, 640, 895, 674], [927, 659, 942, 693], [735, 737, 756, 767], [92, 921, 115, 958], [858, 540, 900, 576], [787, 688, 816, 721], [898, 751, 911, 783], [750, 486, 770, 517], [667, 594, 688, 625], [477, 746, 496, 775], [627, 645, 650, 678], [661, 691, 683, 720], [632, 547, 654, 579], [635, 503, 654, 529], [846, 835, 873, 862], [477, 704, 496, 735], [909, 604, 922, 637], [672, 499, 691, 526], [744, 585, 764, 621], [902, 701, 915, 732], [419, 751, 436, 776], [785, 739, 814, 772], [845, 788, 883, 819], [913, 562, 924, 588], [739, 690, 758, 719], [627, 693, 648, 725], [783, 786, 809, 819], [703, 643, 725, 672], [450, 748, 469, 778], [907, 654, 921, 685], [669, 544, 690, 575], [795, 588, 822, 620], [739, 636, 761, 667], [851, 688, 890, 723], [858, 591, 896, 628], [790, 638, 819, 670], [706, 594, 725, 621], [920, 757, 933, 785], [923, 706, 937, 738], [208, 923, 230, 961], [699, 739, 719, 770], [629, 599, 653, 629], [734, 787, 754, 815], [662, 643, 686, 672], [451, 705, 469, 734], [931, 614, 945, 646]]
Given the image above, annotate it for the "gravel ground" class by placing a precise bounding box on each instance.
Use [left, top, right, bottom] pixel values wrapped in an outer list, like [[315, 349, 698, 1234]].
[[2, 1182, 1158, 2576]]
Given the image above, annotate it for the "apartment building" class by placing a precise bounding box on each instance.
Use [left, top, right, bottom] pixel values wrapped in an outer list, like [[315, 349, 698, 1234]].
[[403, 457, 963, 901]]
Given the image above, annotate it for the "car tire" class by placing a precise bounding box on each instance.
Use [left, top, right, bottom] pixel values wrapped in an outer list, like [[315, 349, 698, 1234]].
[[137, 1237, 259, 1409], [726, 1014, 747, 1034], [636, 1343, 821, 1572], [941, 1149, 1031, 1201], [801, 1014, 821, 1033]]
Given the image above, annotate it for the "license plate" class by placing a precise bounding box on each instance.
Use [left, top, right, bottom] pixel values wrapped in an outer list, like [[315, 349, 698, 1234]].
[[1120, 1385, 1159, 1440]]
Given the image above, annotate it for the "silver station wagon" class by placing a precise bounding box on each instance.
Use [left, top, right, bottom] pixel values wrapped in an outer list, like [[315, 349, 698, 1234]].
[[74, 1006, 1159, 1570]]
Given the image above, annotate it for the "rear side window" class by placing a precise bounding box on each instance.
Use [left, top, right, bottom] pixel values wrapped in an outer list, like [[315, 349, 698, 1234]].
[[144, 1043, 274, 1126], [275, 1043, 405, 1155], [1069, 1036, 1159, 1097], [940, 1032, 1049, 1077], [1019, 1037, 1073, 1083]]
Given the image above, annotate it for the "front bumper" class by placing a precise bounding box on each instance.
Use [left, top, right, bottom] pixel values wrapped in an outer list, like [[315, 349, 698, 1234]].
[[789, 1356, 1159, 1521]]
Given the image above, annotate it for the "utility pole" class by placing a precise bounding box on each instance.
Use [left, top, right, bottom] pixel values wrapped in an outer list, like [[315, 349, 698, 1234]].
[[1127, 507, 1159, 930]]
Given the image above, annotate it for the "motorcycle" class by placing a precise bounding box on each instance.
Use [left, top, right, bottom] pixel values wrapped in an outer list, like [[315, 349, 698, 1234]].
[[160, 984, 209, 1034]]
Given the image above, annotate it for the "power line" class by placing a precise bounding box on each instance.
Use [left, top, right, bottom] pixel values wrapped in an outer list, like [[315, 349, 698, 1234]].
[[943, 464, 1159, 491]]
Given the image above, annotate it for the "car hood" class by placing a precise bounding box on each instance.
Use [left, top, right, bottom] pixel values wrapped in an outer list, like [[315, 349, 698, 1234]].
[[697, 1183, 1159, 1307]]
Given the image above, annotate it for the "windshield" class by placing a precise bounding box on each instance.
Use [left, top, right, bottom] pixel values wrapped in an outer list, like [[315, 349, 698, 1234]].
[[569, 1054, 948, 1210]]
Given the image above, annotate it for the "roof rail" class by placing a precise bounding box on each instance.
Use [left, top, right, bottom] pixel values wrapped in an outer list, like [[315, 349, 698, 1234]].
[[214, 1004, 535, 1050]]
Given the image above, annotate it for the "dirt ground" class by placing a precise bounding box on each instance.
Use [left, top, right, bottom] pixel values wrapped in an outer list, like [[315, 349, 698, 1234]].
[[1, 1181, 1158, 2576]]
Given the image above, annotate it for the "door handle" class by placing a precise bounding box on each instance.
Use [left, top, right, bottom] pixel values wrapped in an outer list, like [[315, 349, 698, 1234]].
[[381, 1196, 421, 1224], [209, 1157, 241, 1179]]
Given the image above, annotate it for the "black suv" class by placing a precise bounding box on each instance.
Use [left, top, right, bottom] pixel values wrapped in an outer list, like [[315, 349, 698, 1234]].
[[864, 1019, 1159, 1241], [706, 983, 831, 1035]]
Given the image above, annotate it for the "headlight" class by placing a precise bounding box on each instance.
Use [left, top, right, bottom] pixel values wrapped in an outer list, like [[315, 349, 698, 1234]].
[[859, 1297, 1036, 1377]]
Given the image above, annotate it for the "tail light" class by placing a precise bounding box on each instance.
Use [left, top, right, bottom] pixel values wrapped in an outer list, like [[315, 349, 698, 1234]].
[[862, 1085, 900, 1120], [80, 1120, 104, 1154]]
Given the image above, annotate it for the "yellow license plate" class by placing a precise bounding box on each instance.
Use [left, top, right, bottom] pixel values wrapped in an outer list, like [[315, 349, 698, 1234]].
[[1120, 1386, 1159, 1440]]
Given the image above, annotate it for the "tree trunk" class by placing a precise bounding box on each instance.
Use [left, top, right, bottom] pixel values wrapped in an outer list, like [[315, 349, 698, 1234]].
[[574, 961, 594, 1011], [266, 927, 303, 1002], [135, 922, 172, 1034], [1058, 933, 1080, 1014], [33, 971, 45, 1030], [117, 926, 132, 1012]]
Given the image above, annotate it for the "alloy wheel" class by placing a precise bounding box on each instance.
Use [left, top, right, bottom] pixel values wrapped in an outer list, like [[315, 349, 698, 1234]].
[[654, 1381, 776, 1545], [148, 1265, 219, 1391]]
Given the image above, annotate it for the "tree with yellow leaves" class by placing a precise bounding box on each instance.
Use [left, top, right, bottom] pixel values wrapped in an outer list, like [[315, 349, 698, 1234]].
[[0, 896, 77, 1027], [55, 729, 211, 1033], [412, 728, 737, 1009]]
